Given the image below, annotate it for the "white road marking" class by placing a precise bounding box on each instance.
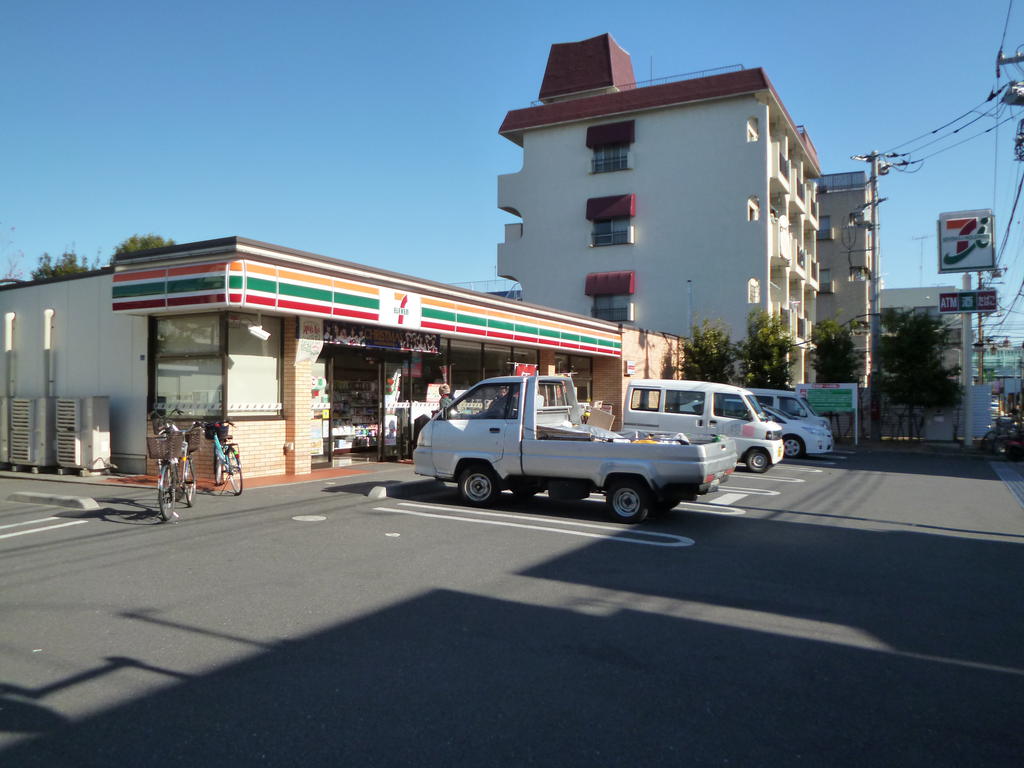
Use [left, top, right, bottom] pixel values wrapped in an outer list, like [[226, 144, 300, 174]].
[[678, 502, 747, 516], [0, 520, 89, 540], [738, 475, 806, 483], [720, 486, 780, 496], [376, 502, 694, 547], [0, 516, 61, 530], [707, 492, 748, 506], [777, 466, 825, 473]]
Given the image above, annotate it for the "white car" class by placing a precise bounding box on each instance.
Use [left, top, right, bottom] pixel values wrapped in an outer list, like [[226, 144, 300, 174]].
[[760, 404, 833, 458]]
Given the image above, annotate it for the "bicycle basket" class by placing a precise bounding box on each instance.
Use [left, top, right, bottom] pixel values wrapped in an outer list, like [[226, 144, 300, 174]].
[[204, 423, 230, 442], [147, 432, 184, 460], [185, 425, 204, 454]]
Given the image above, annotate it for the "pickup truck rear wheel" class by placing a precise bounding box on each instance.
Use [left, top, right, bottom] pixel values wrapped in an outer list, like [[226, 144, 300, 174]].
[[458, 465, 501, 507], [745, 447, 771, 473], [606, 479, 651, 524]]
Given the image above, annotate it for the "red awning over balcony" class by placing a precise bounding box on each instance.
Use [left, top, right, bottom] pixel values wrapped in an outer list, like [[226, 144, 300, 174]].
[[586, 120, 635, 148], [585, 193, 636, 220], [585, 270, 636, 296]]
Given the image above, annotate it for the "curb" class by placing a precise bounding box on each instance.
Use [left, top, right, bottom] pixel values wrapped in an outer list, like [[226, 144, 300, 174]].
[[7, 492, 101, 510]]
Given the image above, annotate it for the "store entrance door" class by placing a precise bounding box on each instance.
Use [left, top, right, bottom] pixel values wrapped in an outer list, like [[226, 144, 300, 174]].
[[325, 350, 415, 464]]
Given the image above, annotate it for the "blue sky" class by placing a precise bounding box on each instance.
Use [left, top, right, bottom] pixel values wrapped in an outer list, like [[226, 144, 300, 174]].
[[3, 1, 1024, 335]]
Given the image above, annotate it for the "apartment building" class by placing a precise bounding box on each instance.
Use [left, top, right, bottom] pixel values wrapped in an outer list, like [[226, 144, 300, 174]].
[[497, 33, 822, 381], [814, 171, 874, 384]]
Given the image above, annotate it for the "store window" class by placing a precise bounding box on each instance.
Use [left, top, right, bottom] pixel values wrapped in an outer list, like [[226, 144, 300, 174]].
[[154, 314, 222, 417], [556, 353, 593, 403], [153, 312, 283, 419], [483, 344, 513, 378], [227, 313, 282, 416], [449, 340, 483, 392]]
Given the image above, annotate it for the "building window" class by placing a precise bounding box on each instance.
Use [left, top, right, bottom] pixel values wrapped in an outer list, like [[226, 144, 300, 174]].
[[592, 143, 629, 173], [226, 313, 282, 416], [153, 312, 284, 418], [747, 117, 759, 142], [555, 354, 593, 402], [748, 196, 760, 221], [592, 294, 633, 322], [592, 217, 633, 246], [820, 268, 831, 284], [154, 313, 223, 418]]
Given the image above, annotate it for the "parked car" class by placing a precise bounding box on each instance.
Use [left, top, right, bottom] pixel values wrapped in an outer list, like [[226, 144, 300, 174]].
[[747, 388, 832, 432], [759, 404, 834, 458], [622, 379, 784, 473]]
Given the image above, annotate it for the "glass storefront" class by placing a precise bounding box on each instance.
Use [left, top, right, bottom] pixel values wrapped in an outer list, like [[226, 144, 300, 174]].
[[153, 312, 282, 418]]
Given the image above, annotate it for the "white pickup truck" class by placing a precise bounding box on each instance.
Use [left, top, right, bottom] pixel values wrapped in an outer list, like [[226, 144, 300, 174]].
[[413, 375, 738, 523]]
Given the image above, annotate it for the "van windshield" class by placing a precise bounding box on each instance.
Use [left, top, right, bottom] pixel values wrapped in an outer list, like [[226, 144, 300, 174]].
[[744, 394, 768, 420]]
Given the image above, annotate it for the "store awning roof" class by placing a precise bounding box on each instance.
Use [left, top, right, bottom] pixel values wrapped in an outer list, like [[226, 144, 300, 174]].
[[586, 120, 635, 148], [585, 194, 636, 220], [585, 271, 635, 296]]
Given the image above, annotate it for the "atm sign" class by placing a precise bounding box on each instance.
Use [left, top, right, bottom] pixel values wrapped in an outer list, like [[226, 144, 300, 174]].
[[938, 289, 997, 314]]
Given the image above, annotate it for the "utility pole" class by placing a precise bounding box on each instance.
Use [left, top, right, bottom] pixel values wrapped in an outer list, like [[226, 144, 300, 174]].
[[852, 151, 888, 441]]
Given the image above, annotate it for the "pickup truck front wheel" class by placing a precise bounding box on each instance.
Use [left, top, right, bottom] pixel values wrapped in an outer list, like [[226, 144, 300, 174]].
[[606, 478, 651, 524], [458, 465, 501, 507]]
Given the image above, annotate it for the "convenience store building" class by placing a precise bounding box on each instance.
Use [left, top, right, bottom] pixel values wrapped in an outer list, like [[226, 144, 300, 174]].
[[1, 237, 680, 478]]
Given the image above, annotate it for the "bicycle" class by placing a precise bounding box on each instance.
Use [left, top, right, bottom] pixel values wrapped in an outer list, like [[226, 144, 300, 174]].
[[200, 420, 243, 496], [147, 411, 201, 521]]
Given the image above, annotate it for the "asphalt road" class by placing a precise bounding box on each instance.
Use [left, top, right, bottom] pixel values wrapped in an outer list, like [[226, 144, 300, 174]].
[[1, 450, 1022, 767]]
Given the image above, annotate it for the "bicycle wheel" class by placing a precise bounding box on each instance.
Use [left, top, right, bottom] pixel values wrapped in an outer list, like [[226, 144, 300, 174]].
[[157, 463, 177, 521], [226, 448, 243, 496], [181, 457, 196, 507]]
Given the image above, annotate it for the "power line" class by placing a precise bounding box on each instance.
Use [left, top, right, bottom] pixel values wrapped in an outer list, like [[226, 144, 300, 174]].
[[883, 86, 1008, 155]]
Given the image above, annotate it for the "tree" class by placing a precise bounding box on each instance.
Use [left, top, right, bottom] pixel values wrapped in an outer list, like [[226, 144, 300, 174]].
[[31, 249, 98, 280], [737, 310, 793, 389], [115, 233, 175, 255], [811, 318, 861, 383], [878, 308, 960, 435], [683, 319, 735, 382], [1, 223, 23, 281]]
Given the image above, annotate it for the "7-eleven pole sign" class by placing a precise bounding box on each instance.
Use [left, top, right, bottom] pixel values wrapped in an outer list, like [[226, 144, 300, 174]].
[[937, 209, 995, 273]]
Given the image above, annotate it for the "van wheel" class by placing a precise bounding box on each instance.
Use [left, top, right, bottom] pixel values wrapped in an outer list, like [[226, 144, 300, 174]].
[[606, 478, 651, 524], [782, 435, 805, 458], [744, 448, 771, 473], [458, 465, 500, 506]]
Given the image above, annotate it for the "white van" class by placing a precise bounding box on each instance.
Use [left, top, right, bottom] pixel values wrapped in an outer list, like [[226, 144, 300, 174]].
[[746, 388, 832, 432], [623, 380, 784, 473]]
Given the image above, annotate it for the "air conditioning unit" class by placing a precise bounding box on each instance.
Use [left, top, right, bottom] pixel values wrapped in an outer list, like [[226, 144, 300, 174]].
[[56, 396, 111, 472], [10, 397, 56, 467], [0, 397, 9, 466]]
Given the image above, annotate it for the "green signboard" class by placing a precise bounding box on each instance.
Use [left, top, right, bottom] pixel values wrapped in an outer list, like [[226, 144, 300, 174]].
[[800, 385, 857, 413]]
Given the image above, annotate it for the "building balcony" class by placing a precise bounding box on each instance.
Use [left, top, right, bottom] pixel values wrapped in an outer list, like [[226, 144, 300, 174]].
[[503, 223, 523, 244], [771, 144, 791, 194]]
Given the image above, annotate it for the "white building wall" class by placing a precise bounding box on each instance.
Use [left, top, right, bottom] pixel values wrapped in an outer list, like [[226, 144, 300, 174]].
[[0, 274, 149, 469], [498, 95, 774, 339]]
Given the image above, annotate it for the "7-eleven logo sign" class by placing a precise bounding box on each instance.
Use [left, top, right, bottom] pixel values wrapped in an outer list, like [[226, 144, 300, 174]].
[[385, 291, 420, 329], [938, 210, 995, 272]]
